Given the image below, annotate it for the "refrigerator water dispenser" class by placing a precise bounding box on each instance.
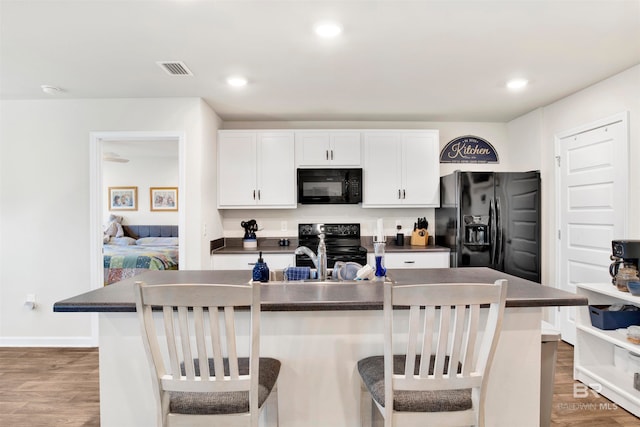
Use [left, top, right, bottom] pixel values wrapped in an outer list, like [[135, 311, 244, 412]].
[[463, 215, 489, 247]]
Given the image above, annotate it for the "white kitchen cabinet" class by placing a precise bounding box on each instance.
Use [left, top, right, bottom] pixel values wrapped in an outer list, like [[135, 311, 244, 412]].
[[574, 282, 640, 417], [295, 131, 361, 167], [368, 251, 449, 269], [211, 253, 295, 271], [218, 131, 296, 208], [362, 131, 440, 207]]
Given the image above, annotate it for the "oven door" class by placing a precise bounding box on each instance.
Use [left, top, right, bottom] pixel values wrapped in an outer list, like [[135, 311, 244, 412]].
[[297, 168, 362, 204]]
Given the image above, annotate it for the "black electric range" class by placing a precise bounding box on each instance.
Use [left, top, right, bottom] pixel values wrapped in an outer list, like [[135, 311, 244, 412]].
[[296, 223, 367, 268]]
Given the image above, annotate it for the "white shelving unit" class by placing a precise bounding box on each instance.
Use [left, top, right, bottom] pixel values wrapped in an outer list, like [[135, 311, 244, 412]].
[[575, 282, 640, 417]]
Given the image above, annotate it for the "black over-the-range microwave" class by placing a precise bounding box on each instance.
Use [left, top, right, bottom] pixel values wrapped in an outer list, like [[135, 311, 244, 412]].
[[297, 168, 362, 204]]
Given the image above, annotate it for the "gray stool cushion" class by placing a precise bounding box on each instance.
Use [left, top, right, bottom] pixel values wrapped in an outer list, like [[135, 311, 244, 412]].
[[171, 357, 281, 415], [357, 355, 471, 412]]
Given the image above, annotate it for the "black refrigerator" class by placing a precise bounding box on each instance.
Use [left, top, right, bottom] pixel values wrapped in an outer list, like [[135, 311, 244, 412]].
[[435, 171, 541, 283]]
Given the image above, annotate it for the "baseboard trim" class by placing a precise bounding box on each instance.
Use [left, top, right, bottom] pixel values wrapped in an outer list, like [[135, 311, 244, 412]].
[[0, 336, 98, 347]]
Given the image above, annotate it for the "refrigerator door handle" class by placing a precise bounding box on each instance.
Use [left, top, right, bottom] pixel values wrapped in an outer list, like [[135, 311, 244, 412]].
[[489, 199, 497, 265], [495, 197, 503, 268]]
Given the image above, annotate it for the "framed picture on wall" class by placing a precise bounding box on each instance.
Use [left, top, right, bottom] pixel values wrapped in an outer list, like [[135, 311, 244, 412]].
[[109, 187, 138, 211], [150, 187, 178, 211]]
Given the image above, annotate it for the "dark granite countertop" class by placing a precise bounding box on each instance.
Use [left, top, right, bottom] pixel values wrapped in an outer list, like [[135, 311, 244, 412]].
[[53, 268, 586, 313], [210, 237, 450, 255]]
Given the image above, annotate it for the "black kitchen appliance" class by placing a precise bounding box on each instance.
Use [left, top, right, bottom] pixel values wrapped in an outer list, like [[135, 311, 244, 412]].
[[296, 223, 367, 268], [610, 240, 640, 285], [297, 168, 362, 204], [435, 171, 541, 282]]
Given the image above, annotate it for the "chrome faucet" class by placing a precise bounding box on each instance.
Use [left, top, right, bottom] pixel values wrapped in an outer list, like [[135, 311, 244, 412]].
[[294, 245, 317, 266], [294, 228, 328, 280]]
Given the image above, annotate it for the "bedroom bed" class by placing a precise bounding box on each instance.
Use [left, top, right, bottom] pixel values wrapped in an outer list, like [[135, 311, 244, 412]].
[[103, 225, 179, 285]]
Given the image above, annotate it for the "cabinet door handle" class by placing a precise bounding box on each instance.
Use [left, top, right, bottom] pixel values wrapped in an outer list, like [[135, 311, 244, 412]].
[[398, 189, 402, 199], [258, 190, 261, 200], [253, 190, 256, 200], [403, 189, 406, 199], [330, 150, 334, 160], [404, 260, 415, 264], [326, 150, 329, 160], [248, 262, 256, 266]]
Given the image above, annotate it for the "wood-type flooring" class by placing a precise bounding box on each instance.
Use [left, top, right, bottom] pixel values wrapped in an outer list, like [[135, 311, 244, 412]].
[[0, 342, 638, 426]]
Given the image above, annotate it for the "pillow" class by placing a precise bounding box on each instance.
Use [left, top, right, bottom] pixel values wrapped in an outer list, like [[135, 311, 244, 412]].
[[107, 236, 137, 246], [136, 237, 179, 246]]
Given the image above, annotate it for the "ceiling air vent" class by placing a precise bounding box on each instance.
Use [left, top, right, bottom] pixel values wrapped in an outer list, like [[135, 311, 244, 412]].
[[156, 61, 193, 76]]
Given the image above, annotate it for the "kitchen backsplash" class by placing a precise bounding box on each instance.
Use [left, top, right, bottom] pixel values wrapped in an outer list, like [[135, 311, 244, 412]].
[[219, 204, 435, 239]]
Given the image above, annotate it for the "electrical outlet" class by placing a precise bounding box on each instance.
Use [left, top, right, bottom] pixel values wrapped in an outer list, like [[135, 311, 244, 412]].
[[25, 294, 37, 310], [281, 221, 287, 232]]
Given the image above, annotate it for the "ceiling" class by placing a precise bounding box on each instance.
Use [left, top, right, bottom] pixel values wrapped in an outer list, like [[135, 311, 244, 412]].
[[2, 0, 639, 123]]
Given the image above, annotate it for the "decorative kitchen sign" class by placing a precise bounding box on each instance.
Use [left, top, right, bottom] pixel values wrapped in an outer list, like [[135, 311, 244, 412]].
[[439, 135, 499, 163]]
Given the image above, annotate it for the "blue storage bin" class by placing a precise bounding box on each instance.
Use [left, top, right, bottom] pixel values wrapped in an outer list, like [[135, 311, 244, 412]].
[[589, 305, 640, 330]]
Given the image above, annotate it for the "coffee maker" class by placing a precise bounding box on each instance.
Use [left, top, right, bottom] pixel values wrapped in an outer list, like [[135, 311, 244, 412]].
[[610, 240, 640, 284]]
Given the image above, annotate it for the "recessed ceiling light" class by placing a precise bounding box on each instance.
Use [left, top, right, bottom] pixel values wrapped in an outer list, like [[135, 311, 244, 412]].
[[314, 21, 342, 38], [227, 76, 248, 87], [506, 78, 528, 90], [41, 85, 62, 95]]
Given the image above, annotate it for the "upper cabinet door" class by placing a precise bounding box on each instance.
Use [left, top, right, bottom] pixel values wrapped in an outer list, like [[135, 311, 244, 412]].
[[329, 132, 361, 166], [257, 132, 296, 207], [218, 132, 257, 207], [296, 132, 330, 166], [362, 132, 402, 206], [218, 131, 296, 209], [362, 130, 440, 208], [296, 131, 361, 167], [402, 131, 440, 207]]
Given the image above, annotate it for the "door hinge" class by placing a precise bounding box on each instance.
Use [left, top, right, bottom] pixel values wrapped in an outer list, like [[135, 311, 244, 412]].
[[555, 155, 561, 167]]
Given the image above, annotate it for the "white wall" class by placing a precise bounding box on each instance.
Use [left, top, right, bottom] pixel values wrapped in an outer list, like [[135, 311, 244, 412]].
[[103, 152, 179, 225], [506, 108, 543, 172], [0, 98, 221, 345], [507, 65, 640, 293], [220, 121, 510, 239]]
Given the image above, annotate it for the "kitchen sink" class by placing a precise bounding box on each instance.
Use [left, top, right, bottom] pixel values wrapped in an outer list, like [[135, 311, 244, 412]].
[[260, 269, 393, 285]]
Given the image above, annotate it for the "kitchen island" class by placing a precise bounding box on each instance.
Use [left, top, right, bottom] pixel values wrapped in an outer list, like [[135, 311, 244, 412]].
[[55, 268, 586, 427]]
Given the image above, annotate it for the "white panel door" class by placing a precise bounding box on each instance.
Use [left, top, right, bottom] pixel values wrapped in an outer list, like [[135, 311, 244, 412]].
[[556, 114, 628, 344]]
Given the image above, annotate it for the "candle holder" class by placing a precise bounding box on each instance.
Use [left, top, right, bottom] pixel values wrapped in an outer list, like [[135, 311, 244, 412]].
[[374, 241, 387, 280]]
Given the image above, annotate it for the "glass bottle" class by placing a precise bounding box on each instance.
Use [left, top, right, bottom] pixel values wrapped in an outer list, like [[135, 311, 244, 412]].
[[374, 242, 386, 280]]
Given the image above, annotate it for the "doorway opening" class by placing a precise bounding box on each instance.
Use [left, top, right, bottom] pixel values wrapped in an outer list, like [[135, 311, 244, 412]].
[[90, 131, 186, 293]]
